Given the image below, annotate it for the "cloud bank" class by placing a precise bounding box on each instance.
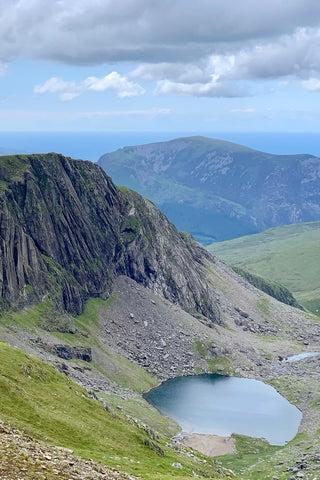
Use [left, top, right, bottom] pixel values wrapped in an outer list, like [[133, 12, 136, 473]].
[[2, 0, 320, 97]]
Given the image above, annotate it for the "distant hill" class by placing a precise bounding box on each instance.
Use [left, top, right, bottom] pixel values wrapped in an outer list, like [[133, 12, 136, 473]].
[[99, 136, 320, 243], [209, 222, 320, 315]]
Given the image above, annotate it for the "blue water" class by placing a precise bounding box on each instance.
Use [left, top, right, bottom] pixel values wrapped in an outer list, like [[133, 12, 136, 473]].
[[145, 374, 302, 445], [0, 132, 319, 161]]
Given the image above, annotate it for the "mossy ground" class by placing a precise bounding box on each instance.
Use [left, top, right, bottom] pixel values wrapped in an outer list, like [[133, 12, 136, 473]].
[[217, 435, 280, 479], [0, 341, 224, 480], [232, 266, 302, 309], [100, 393, 179, 438], [0, 154, 28, 194], [193, 340, 235, 375], [0, 298, 53, 329], [0, 297, 157, 393]]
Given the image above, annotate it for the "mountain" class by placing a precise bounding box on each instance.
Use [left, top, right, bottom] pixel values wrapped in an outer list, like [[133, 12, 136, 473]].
[[1, 153, 320, 478], [0, 153, 218, 321], [99, 136, 320, 243], [210, 222, 320, 315]]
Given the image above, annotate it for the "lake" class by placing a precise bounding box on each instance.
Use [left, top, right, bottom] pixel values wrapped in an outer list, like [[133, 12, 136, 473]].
[[145, 374, 302, 445]]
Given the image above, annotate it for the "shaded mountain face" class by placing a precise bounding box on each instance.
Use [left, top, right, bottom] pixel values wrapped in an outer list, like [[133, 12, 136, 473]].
[[0, 153, 219, 322], [99, 136, 320, 243]]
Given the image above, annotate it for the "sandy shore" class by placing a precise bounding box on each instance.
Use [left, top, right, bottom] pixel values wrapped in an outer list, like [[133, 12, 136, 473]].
[[181, 432, 236, 457]]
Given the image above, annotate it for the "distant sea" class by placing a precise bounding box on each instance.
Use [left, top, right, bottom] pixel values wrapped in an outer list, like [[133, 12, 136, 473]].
[[0, 131, 320, 161]]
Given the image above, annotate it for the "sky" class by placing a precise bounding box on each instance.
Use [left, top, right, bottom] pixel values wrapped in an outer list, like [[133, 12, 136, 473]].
[[1, 0, 320, 132]]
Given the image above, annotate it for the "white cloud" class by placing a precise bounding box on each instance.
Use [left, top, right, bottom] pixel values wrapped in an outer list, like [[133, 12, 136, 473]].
[[4, 1, 320, 98], [84, 72, 145, 97], [34, 72, 145, 101], [156, 79, 242, 98], [302, 77, 320, 91], [2, 1, 320, 65], [34, 77, 81, 101], [131, 27, 320, 97], [138, 27, 320, 84]]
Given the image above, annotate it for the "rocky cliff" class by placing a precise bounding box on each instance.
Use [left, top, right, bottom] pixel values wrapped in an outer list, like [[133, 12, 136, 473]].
[[0, 153, 219, 322], [99, 136, 320, 242]]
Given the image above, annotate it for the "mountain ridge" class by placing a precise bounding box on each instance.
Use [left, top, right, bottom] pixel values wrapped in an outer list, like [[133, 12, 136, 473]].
[[99, 136, 320, 242], [0, 153, 219, 322]]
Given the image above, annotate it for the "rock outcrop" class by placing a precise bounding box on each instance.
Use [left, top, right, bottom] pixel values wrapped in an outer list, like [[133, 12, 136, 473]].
[[0, 153, 219, 323]]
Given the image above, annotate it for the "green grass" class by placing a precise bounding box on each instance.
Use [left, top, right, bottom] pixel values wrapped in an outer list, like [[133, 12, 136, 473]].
[[193, 340, 235, 375], [100, 393, 179, 438], [0, 341, 223, 480], [71, 297, 158, 392], [0, 299, 54, 329], [256, 298, 271, 316], [232, 266, 302, 309], [193, 339, 208, 358], [0, 297, 157, 393], [218, 435, 279, 478], [210, 222, 320, 315], [0, 155, 28, 194]]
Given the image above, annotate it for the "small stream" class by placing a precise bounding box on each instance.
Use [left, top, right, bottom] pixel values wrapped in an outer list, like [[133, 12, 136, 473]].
[[145, 374, 302, 446], [284, 351, 320, 363]]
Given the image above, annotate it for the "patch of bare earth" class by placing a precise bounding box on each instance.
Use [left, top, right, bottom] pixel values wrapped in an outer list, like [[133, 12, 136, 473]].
[[181, 433, 236, 457]]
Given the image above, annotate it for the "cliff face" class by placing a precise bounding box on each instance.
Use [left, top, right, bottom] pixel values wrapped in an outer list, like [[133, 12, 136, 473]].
[[99, 136, 320, 243], [0, 153, 219, 322]]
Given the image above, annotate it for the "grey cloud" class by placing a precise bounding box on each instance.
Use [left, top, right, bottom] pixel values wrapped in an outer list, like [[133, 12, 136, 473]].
[[1, 0, 320, 65], [131, 28, 320, 97]]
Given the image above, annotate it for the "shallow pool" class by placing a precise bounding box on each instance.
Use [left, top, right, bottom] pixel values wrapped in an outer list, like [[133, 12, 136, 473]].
[[145, 374, 302, 445]]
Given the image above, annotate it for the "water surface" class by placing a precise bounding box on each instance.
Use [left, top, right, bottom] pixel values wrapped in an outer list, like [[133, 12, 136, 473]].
[[285, 352, 320, 363], [1, 132, 320, 161], [145, 374, 302, 445]]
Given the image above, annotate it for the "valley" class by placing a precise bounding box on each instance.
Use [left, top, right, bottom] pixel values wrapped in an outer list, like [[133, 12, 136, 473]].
[[3, 1, 320, 479], [0, 153, 319, 479]]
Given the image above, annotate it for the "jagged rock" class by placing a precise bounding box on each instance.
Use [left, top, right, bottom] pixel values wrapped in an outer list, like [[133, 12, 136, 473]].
[[50, 344, 92, 362], [0, 153, 221, 324], [235, 307, 249, 318]]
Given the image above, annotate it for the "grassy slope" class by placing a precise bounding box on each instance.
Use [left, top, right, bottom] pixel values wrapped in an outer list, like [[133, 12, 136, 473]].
[[1, 283, 320, 478], [0, 297, 179, 442], [231, 267, 302, 309], [0, 340, 224, 480], [209, 222, 320, 315], [0, 297, 157, 393]]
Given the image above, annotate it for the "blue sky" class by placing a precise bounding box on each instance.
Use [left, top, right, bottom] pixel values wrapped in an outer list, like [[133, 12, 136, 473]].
[[1, 0, 320, 132]]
